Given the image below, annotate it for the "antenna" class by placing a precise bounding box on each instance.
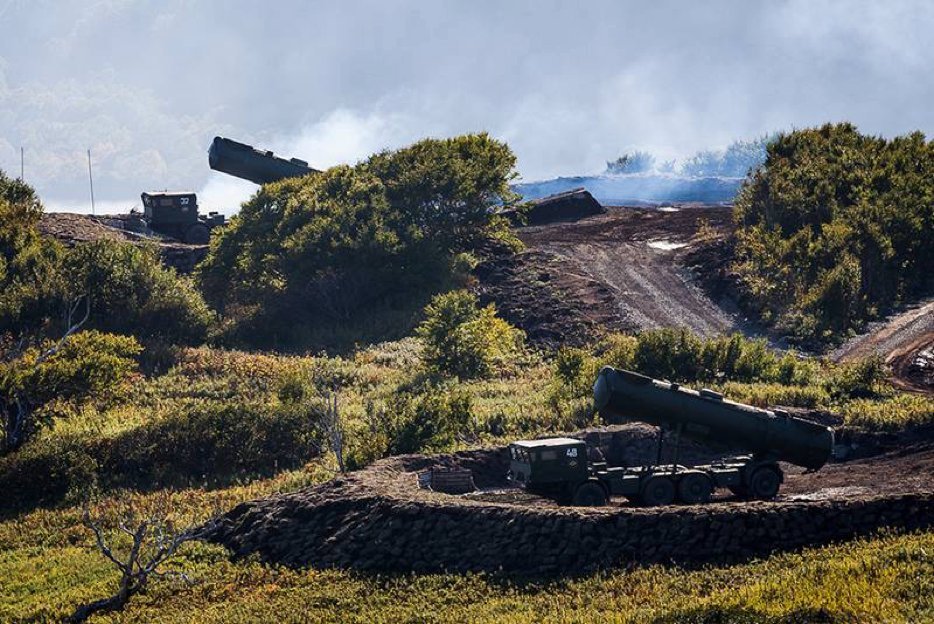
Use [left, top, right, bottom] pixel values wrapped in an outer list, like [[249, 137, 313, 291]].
[[20, 147, 24, 180], [87, 149, 96, 215]]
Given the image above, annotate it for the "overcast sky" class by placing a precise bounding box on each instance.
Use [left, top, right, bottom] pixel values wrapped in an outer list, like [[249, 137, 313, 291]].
[[1, 0, 932, 213]]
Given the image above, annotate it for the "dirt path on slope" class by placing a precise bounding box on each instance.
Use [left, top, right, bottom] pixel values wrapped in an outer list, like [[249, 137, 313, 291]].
[[832, 298, 934, 393], [484, 206, 752, 343]]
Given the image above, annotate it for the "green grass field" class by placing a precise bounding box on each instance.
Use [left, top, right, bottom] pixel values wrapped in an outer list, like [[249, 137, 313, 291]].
[[2, 340, 933, 622]]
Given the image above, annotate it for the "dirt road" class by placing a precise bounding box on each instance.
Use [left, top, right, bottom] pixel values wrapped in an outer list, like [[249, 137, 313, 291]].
[[832, 297, 934, 392], [476, 205, 751, 346]]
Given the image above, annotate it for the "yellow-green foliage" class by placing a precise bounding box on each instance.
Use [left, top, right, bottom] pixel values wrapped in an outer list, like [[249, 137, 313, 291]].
[[733, 123, 934, 345], [718, 381, 830, 409], [1, 481, 931, 624], [842, 394, 934, 431], [417, 290, 524, 380]]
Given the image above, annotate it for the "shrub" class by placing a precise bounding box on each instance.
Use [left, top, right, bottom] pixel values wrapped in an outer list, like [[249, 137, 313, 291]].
[[63, 240, 214, 344], [416, 290, 524, 379], [0, 400, 322, 509], [387, 388, 474, 455], [197, 134, 518, 348], [733, 123, 934, 345], [0, 173, 65, 334], [824, 356, 888, 400], [1, 330, 141, 450], [841, 394, 934, 431]]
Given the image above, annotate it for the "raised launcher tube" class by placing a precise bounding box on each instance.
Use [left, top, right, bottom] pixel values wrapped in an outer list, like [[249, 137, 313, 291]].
[[208, 136, 318, 185], [593, 367, 834, 471]]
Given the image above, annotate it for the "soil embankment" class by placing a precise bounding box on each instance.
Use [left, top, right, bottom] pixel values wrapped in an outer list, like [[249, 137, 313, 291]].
[[474, 205, 751, 348], [39, 212, 208, 274], [833, 298, 934, 393], [204, 424, 934, 575]]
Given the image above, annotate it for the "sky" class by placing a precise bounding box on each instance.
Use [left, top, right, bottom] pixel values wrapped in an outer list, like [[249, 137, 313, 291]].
[[1, 0, 933, 214]]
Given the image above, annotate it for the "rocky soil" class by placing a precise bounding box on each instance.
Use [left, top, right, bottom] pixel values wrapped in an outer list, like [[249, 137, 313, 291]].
[[474, 205, 756, 348], [39, 212, 208, 274]]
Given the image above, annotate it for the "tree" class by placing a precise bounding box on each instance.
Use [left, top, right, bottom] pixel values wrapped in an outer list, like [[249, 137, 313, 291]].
[[605, 151, 655, 174], [197, 134, 519, 345], [68, 497, 213, 623], [416, 290, 524, 379]]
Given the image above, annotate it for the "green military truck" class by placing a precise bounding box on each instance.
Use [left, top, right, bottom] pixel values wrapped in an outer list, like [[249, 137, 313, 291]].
[[508, 367, 834, 506]]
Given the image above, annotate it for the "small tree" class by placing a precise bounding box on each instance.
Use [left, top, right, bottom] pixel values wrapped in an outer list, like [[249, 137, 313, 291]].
[[321, 391, 345, 473], [416, 290, 524, 379], [69, 497, 212, 623]]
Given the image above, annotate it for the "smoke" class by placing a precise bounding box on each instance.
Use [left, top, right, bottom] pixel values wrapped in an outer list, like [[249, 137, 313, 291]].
[[2, 1, 934, 213]]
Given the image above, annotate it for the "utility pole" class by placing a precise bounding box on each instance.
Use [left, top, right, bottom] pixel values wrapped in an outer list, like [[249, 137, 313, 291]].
[[87, 149, 96, 215]]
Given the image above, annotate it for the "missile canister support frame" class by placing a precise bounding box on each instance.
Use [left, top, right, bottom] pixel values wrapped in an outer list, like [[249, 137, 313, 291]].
[[508, 438, 783, 507]]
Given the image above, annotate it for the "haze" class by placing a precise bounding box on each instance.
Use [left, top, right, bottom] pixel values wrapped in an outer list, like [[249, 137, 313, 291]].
[[1, 0, 932, 213]]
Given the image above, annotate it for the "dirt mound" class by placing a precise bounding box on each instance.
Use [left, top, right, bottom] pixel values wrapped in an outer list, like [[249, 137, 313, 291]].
[[507, 188, 605, 226], [475, 205, 753, 347], [39, 212, 208, 274], [203, 425, 934, 575]]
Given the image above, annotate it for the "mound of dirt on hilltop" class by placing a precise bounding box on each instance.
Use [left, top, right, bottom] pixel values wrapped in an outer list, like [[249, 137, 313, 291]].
[[474, 205, 756, 348], [39, 212, 209, 274], [203, 423, 934, 575]]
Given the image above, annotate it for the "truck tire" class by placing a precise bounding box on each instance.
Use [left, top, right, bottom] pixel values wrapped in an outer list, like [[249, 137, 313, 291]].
[[572, 481, 608, 507], [640, 475, 675, 506], [677, 472, 713, 504], [184, 223, 210, 245], [748, 465, 782, 500]]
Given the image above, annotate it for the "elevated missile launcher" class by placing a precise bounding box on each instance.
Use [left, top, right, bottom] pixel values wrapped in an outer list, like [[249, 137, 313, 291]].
[[208, 136, 318, 185], [508, 367, 834, 507]]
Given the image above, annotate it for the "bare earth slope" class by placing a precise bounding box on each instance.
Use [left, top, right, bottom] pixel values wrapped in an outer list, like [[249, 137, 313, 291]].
[[476, 205, 750, 346], [832, 298, 934, 392]]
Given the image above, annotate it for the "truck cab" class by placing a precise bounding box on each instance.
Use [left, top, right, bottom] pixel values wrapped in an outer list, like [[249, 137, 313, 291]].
[[508, 438, 596, 502]]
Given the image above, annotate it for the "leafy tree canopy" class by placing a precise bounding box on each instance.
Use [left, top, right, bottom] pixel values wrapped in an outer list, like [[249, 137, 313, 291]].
[[732, 123, 934, 344], [198, 134, 519, 342]]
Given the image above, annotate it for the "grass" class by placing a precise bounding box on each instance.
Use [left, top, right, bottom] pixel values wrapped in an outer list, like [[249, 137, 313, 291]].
[[1, 481, 931, 624], [1, 337, 932, 621]]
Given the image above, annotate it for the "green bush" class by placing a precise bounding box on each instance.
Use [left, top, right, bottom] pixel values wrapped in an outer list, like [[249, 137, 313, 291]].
[[841, 394, 934, 431], [0, 400, 321, 510], [387, 388, 473, 455], [824, 356, 888, 400], [733, 123, 934, 344], [197, 134, 519, 348], [0, 173, 65, 335], [63, 240, 214, 344], [417, 290, 524, 379], [1, 330, 141, 450]]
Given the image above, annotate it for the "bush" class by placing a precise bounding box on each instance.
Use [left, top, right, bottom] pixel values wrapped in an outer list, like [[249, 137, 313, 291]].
[[197, 134, 518, 348], [0, 400, 322, 509], [416, 291, 524, 379], [841, 394, 934, 431], [824, 356, 888, 400], [0, 173, 65, 335], [1, 330, 141, 449], [63, 240, 214, 344], [733, 123, 934, 344]]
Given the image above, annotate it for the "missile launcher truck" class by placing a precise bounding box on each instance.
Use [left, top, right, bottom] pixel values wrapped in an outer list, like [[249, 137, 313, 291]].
[[130, 137, 316, 244], [508, 367, 834, 507]]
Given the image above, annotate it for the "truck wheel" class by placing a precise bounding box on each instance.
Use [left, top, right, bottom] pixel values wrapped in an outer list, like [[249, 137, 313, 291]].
[[184, 223, 210, 245], [677, 473, 713, 504], [572, 481, 608, 507], [640, 475, 675, 506], [748, 465, 782, 500]]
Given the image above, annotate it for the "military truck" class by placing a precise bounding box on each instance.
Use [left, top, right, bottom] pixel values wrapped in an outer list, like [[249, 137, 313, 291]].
[[139, 192, 225, 244], [508, 367, 834, 506]]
